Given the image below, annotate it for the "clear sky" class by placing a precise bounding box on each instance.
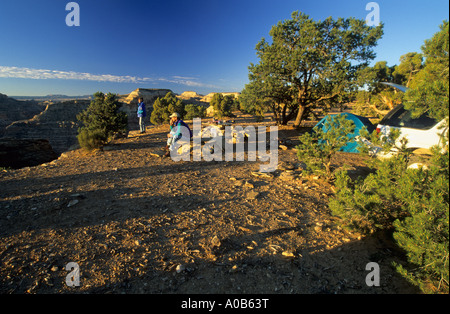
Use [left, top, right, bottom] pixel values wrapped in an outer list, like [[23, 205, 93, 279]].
[[0, 0, 448, 96]]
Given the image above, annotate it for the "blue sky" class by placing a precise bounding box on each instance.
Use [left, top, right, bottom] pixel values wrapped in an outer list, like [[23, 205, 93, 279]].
[[0, 0, 448, 96]]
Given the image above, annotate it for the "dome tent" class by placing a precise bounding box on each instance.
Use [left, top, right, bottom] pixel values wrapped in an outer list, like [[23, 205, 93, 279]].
[[314, 113, 376, 153]]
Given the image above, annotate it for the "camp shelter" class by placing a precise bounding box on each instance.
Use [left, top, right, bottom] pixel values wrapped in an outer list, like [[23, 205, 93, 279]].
[[314, 113, 376, 153]]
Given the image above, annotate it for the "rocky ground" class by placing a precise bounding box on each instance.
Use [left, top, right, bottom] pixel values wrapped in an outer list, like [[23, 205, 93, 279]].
[[0, 116, 420, 294]]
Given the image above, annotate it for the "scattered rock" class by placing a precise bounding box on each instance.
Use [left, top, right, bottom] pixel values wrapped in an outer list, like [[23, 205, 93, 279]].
[[67, 199, 79, 208], [211, 236, 221, 247], [282, 251, 295, 257], [175, 264, 186, 273], [246, 191, 260, 200], [279, 171, 296, 182]]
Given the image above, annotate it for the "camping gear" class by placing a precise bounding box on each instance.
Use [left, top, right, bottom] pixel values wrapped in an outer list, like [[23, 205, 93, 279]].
[[314, 113, 376, 153]]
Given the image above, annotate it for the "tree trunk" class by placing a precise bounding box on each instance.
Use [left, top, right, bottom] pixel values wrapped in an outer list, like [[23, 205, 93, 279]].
[[272, 104, 281, 125], [281, 104, 287, 125], [293, 105, 306, 128]]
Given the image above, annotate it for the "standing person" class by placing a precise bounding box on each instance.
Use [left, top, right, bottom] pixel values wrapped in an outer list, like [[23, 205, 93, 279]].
[[137, 97, 146, 133], [164, 112, 192, 157]]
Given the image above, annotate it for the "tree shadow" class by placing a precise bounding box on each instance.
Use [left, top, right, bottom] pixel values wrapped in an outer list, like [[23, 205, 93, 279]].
[[57, 227, 420, 294], [0, 160, 235, 238]]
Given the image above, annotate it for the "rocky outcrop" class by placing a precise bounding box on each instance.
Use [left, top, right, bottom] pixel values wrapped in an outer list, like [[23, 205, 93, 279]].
[[0, 138, 58, 169], [0, 93, 45, 137], [118, 88, 173, 129], [201, 92, 240, 103], [2, 100, 90, 154], [120, 88, 172, 105], [178, 91, 202, 99]]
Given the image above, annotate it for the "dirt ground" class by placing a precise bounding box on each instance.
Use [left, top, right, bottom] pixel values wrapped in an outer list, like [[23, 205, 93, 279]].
[[0, 115, 420, 294]]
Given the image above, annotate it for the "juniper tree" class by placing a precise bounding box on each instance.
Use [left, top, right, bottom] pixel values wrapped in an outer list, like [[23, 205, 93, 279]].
[[76, 92, 128, 150], [245, 11, 383, 126], [150, 92, 185, 125]]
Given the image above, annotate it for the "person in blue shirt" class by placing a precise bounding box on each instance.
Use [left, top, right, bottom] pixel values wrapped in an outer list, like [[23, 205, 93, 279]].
[[137, 97, 146, 133], [164, 112, 192, 157]]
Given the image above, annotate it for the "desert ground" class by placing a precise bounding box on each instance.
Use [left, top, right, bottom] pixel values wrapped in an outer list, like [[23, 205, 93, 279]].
[[0, 114, 419, 294]]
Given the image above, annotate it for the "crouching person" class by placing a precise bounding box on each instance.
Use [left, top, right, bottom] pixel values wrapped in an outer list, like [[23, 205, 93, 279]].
[[165, 112, 193, 160]]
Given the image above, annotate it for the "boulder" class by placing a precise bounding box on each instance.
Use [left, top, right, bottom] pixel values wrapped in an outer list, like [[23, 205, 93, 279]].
[[0, 138, 59, 169]]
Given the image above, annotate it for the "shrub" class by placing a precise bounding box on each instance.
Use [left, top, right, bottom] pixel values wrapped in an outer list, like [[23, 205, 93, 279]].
[[210, 93, 234, 118], [329, 133, 449, 293], [329, 154, 411, 233], [77, 129, 106, 151], [184, 104, 206, 120], [150, 92, 185, 125], [296, 114, 356, 181], [393, 143, 449, 293], [76, 92, 128, 150]]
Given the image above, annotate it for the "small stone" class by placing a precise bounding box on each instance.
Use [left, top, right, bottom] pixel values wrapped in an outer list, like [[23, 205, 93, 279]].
[[176, 264, 185, 273], [67, 199, 79, 207], [282, 251, 295, 257], [246, 191, 260, 200], [211, 236, 221, 247], [50, 266, 58, 272]]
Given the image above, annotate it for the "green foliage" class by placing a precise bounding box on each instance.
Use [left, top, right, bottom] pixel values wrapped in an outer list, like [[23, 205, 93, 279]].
[[239, 83, 269, 121], [405, 21, 449, 121], [210, 93, 234, 118], [393, 52, 424, 87], [184, 104, 206, 120], [393, 142, 449, 293], [329, 130, 449, 293], [77, 129, 106, 151], [296, 114, 356, 181], [247, 11, 383, 126], [150, 92, 185, 125], [329, 155, 410, 234], [355, 59, 411, 117], [76, 92, 128, 150]]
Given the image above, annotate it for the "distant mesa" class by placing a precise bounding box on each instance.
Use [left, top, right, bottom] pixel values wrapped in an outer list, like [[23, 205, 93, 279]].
[[200, 92, 240, 103], [11, 94, 93, 101], [119, 88, 172, 105], [178, 91, 202, 99]]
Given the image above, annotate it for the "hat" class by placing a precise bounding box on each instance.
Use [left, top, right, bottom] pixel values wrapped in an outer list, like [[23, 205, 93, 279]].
[[170, 112, 180, 118]]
